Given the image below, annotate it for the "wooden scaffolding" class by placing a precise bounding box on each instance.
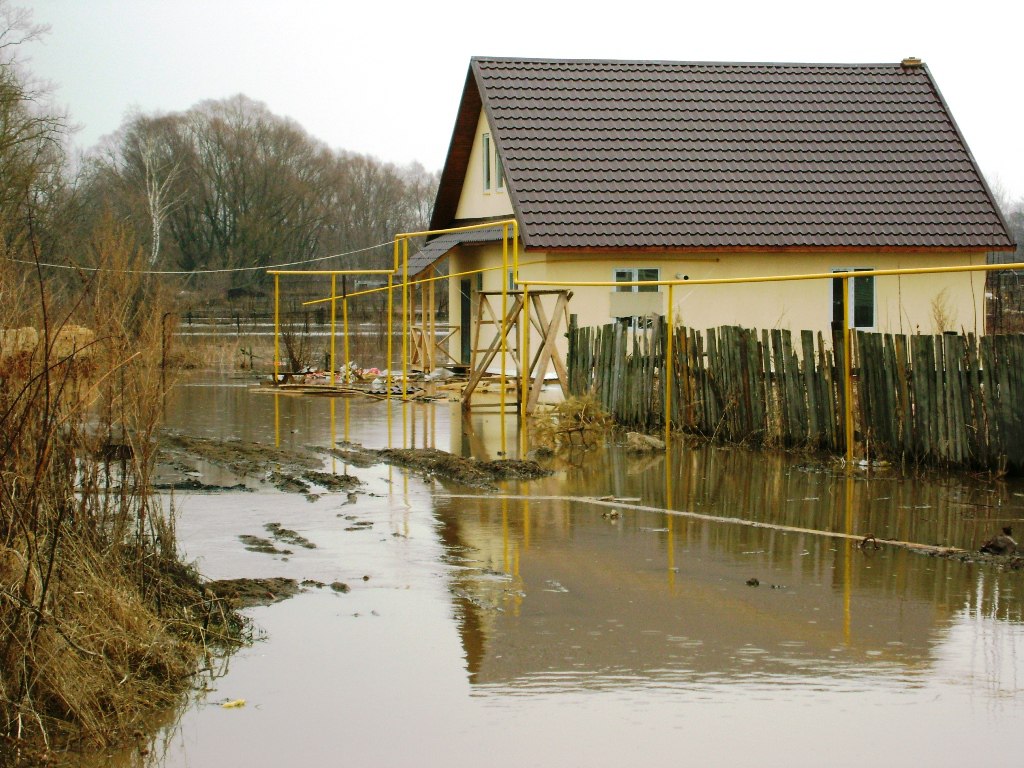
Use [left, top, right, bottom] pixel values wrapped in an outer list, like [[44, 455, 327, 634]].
[[462, 289, 573, 414]]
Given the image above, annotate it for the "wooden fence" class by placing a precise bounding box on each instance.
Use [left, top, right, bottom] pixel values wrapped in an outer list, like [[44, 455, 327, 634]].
[[567, 319, 1024, 472]]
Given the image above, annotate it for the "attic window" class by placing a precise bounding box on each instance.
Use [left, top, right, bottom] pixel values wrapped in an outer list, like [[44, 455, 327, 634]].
[[482, 132, 505, 192], [482, 133, 492, 190]]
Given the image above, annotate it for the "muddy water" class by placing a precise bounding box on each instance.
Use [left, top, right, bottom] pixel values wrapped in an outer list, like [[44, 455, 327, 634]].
[[130, 373, 1022, 767]]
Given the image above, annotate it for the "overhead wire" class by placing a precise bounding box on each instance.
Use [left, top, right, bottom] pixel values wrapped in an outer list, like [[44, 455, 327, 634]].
[[1, 239, 398, 275]]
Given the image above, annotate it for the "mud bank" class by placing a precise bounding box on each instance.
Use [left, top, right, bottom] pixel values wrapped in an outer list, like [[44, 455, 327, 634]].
[[324, 443, 552, 490]]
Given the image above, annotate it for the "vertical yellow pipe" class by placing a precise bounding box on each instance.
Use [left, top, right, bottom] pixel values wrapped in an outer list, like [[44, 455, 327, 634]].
[[665, 283, 674, 448], [402, 238, 410, 447], [273, 274, 280, 385], [343, 296, 350, 380], [402, 237, 409, 395], [500, 224, 508, 455], [521, 285, 531, 452], [843, 276, 854, 466], [428, 278, 436, 372], [387, 261, 394, 405], [330, 273, 336, 387], [513, 219, 519, 284]]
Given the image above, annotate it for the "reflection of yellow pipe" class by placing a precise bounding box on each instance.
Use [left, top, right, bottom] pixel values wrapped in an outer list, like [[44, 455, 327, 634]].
[[502, 498, 510, 573], [522, 498, 531, 550], [330, 398, 336, 473], [344, 398, 350, 443], [274, 390, 280, 448], [843, 474, 854, 644], [667, 514, 676, 590]]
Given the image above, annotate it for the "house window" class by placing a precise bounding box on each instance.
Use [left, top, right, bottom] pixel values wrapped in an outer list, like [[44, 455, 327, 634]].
[[482, 132, 506, 192], [613, 267, 660, 326], [482, 133, 492, 191], [832, 268, 874, 330], [615, 267, 660, 292]]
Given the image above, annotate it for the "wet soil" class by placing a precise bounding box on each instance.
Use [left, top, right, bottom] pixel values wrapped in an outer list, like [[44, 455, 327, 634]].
[[206, 577, 301, 608], [157, 431, 362, 498], [325, 444, 552, 490]]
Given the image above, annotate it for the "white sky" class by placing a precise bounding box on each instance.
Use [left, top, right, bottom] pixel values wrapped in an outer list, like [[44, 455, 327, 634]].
[[20, 0, 1024, 204]]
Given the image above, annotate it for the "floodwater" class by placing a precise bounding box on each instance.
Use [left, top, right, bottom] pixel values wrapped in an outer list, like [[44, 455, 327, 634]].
[[120, 372, 1023, 767]]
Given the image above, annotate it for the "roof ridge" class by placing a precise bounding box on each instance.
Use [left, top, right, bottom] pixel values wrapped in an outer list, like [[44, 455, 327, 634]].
[[471, 55, 917, 69]]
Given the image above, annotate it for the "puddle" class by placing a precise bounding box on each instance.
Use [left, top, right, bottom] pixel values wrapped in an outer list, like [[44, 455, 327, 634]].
[[89, 371, 1024, 767]]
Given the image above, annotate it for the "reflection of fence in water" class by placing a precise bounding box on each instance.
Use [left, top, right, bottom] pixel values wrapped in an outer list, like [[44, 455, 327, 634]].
[[568, 319, 1024, 472]]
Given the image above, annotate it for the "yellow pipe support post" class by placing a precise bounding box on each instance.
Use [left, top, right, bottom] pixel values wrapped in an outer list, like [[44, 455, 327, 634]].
[[273, 274, 280, 385], [330, 274, 336, 387], [665, 283, 674, 449], [402, 237, 409, 395], [402, 238, 410, 447], [387, 239, 396, 405], [500, 224, 508, 455], [343, 295, 350, 379], [521, 284, 530, 425], [843, 276, 854, 466]]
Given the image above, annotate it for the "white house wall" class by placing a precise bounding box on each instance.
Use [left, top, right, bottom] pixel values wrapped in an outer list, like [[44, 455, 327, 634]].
[[445, 243, 988, 369]]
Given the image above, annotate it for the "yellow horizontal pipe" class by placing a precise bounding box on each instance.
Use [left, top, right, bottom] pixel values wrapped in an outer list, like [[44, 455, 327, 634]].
[[395, 219, 518, 240], [518, 261, 1024, 289], [302, 258, 547, 307], [266, 268, 396, 276]]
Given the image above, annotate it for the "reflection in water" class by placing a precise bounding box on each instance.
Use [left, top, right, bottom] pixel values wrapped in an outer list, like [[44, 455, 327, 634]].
[[134, 373, 1024, 767]]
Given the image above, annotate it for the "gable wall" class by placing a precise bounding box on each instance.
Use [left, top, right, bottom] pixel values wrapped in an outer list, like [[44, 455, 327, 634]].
[[454, 110, 514, 221]]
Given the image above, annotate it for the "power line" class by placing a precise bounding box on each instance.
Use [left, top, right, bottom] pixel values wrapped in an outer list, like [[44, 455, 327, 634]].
[[3, 239, 397, 275]]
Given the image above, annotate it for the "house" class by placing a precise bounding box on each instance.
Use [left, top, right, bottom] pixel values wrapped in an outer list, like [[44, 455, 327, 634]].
[[412, 56, 1015, 366]]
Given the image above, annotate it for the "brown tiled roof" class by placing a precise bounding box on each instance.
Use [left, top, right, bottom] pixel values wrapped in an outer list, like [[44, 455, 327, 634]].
[[430, 57, 1014, 253]]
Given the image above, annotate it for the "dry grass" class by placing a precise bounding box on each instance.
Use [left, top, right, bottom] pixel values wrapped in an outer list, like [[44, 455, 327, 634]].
[[0, 219, 243, 761], [530, 395, 615, 450]]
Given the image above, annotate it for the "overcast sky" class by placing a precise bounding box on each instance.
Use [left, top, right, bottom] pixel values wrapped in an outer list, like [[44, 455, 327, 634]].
[[20, 0, 1024, 203]]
